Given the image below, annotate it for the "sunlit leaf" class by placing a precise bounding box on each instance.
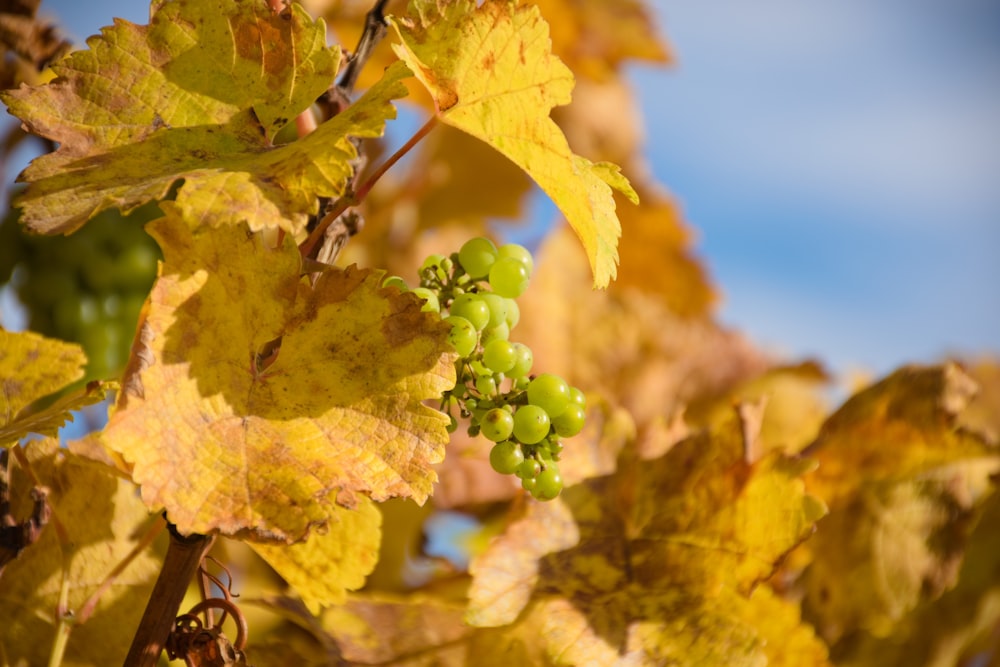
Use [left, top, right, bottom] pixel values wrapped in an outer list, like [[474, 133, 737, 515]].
[[1, 1, 407, 237], [250, 497, 382, 613], [466, 412, 827, 663], [389, 0, 637, 287], [0, 439, 163, 666], [0, 329, 88, 445], [102, 209, 456, 540]]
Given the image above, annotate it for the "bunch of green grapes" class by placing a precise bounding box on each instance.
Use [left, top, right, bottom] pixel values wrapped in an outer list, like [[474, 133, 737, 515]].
[[0, 201, 162, 379], [387, 237, 585, 501]]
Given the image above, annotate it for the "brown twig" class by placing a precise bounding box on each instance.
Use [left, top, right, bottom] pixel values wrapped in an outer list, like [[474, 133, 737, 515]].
[[124, 521, 216, 667]]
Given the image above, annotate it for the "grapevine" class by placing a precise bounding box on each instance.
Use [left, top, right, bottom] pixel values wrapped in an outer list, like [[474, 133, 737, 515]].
[[390, 236, 585, 501]]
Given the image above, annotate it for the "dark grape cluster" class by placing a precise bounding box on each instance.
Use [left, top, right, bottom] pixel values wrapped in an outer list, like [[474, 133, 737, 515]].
[[0, 201, 162, 379], [388, 237, 584, 501]]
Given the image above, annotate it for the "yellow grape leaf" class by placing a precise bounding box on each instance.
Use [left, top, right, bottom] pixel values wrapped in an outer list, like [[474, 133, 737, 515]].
[[961, 357, 1000, 443], [805, 363, 996, 505], [800, 363, 1000, 643], [611, 187, 717, 317], [466, 413, 827, 664], [0, 329, 87, 445], [250, 496, 382, 613], [389, 0, 638, 287], [102, 209, 456, 541], [803, 465, 999, 643], [534, 0, 671, 81], [1, 1, 406, 236], [0, 439, 163, 666], [515, 224, 767, 429], [824, 488, 1000, 667]]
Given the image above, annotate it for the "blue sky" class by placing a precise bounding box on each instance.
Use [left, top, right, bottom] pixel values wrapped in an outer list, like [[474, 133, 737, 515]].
[[11, 0, 1000, 380]]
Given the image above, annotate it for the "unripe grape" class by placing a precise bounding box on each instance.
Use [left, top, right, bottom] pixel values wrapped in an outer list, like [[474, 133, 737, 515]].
[[489, 441, 523, 474], [533, 464, 563, 500], [481, 408, 515, 442], [382, 275, 408, 290], [458, 237, 498, 278], [551, 403, 585, 438], [443, 315, 477, 357], [507, 343, 533, 378], [488, 256, 529, 298], [504, 298, 520, 329], [568, 386, 586, 409], [475, 374, 497, 396], [478, 293, 508, 329], [515, 458, 541, 479], [513, 404, 550, 444], [449, 293, 490, 331], [483, 339, 516, 374], [497, 243, 534, 275], [527, 373, 571, 418], [411, 287, 440, 313]]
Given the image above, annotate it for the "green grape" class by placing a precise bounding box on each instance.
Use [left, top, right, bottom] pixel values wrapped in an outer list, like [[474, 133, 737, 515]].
[[481, 408, 515, 442], [521, 476, 538, 493], [489, 441, 523, 474], [482, 339, 516, 374], [488, 256, 530, 298], [551, 403, 585, 438], [568, 386, 586, 409], [515, 458, 541, 480], [498, 243, 534, 275], [421, 253, 446, 272], [480, 321, 510, 345], [449, 293, 490, 331], [533, 464, 563, 500], [504, 298, 520, 329], [458, 237, 498, 278], [513, 405, 550, 445], [507, 343, 533, 379], [475, 374, 497, 396], [478, 293, 508, 329], [514, 376, 530, 391], [443, 315, 477, 357], [382, 275, 408, 290], [527, 373, 571, 418], [411, 287, 440, 313]]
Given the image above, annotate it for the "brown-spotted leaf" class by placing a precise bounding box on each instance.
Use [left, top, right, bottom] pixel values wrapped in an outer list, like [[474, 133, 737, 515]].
[[0, 329, 88, 445], [1, 0, 406, 237], [0, 439, 163, 666], [102, 209, 456, 541], [800, 363, 1000, 643], [805, 363, 995, 506], [466, 411, 827, 663], [390, 0, 637, 287], [250, 496, 382, 613]]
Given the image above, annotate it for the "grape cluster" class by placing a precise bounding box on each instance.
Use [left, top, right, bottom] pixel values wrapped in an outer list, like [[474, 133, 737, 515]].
[[388, 237, 584, 501], [0, 201, 162, 379]]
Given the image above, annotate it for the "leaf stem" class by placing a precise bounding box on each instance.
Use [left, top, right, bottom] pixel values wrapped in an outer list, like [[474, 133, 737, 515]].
[[76, 516, 166, 624], [299, 115, 439, 259], [47, 555, 74, 667], [124, 521, 215, 667]]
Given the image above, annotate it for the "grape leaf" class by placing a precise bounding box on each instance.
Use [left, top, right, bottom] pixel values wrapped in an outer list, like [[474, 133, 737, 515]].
[[466, 411, 828, 664], [101, 209, 456, 541], [1, 0, 407, 237], [250, 496, 382, 613], [389, 0, 637, 288], [515, 224, 767, 430], [800, 364, 1000, 642], [534, 0, 671, 80], [0, 329, 91, 445], [0, 439, 163, 666]]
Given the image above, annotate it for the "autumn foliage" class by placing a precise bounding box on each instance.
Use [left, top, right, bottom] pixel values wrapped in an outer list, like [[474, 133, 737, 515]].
[[0, 1, 998, 665]]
